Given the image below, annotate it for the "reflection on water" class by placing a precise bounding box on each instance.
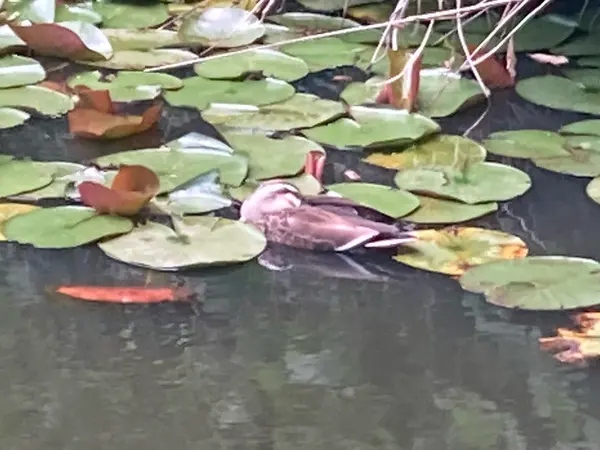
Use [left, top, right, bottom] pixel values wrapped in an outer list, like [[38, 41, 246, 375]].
[[3, 57, 600, 449]]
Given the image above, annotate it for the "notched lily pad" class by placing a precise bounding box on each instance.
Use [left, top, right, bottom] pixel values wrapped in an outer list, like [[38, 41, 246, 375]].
[[0, 159, 54, 198], [98, 217, 267, 271], [0, 203, 40, 240], [402, 195, 498, 224], [394, 162, 532, 204], [2, 205, 133, 249], [393, 227, 528, 276]]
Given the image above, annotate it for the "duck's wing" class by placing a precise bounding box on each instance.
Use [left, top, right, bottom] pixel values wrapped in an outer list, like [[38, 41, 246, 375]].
[[302, 194, 394, 222], [266, 206, 413, 251]]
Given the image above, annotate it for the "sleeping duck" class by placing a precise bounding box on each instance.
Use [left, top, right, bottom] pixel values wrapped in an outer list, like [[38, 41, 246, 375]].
[[240, 150, 416, 252]]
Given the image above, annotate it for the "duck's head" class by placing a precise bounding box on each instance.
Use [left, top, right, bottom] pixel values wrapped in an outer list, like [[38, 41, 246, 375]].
[[240, 180, 302, 223]]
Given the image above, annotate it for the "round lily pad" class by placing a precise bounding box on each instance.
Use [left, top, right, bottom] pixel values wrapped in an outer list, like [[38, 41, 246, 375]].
[[394, 162, 532, 204], [220, 130, 324, 180], [0, 107, 29, 129], [364, 134, 486, 170], [193, 48, 309, 82], [0, 159, 54, 198], [164, 76, 295, 110], [279, 37, 371, 71], [98, 217, 267, 271], [102, 28, 182, 51], [82, 49, 198, 70], [302, 106, 441, 150], [179, 7, 265, 48], [9, 162, 86, 201], [393, 227, 528, 276], [0, 85, 73, 116], [94, 2, 169, 29], [533, 137, 600, 177], [0, 203, 40, 240], [402, 195, 498, 224], [0, 55, 45, 88], [95, 147, 248, 192], [459, 255, 600, 294], [326, 182, 420, 218], [516, 75, 600, 115], [2, 206, 133, 249], [202, 93, 345, 131], [559, 119, 600, 136], [482, 129, 571, 159]]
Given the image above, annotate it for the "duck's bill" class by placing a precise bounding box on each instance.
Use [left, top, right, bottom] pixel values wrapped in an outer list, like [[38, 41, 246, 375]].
[[363, 234, 417, 249]]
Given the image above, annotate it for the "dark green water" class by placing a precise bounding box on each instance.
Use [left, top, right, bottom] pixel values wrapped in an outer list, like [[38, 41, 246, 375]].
[[3, 41, 600, 450]]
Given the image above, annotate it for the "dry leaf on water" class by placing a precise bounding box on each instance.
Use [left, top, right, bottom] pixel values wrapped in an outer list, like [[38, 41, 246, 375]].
[[55, 284, 191, 303], [539, 312, 600, 364], [465, 43, 514, 88], [376, 48, 421, 112], [78, 164, 160, 216], [67, 87, 162, 139]]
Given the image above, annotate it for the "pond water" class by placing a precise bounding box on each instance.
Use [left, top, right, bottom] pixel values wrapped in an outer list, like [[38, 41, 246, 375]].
[[3, 4, 600, 450]]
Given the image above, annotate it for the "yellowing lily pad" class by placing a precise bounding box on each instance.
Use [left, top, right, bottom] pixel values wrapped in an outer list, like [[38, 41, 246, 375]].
[[394, 162, 532, 204], [393, 227, 528, 276], [516, 75, 600, 115], [194, 48, 309, 82], [95, 147, 248, 192], [179, 7, 265, 48], [326, 182, 420, 218], [303, 106, 441, 150], [364, 134, 486, 170], [202, 93, 345, 131], [402, 195, 498, 224], [220, 129, 324, 180], [2, 205, 133, 249], [98, 217, 266, 270], [0, 203, 40, 240], [164, 76, 294, 110]]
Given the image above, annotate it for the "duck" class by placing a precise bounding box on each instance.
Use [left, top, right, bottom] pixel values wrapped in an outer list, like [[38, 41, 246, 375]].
[[239, 150, 416, 252]]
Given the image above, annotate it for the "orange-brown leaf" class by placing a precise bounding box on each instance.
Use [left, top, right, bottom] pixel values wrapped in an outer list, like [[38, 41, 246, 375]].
[[466, 43, 514, 88], [56, 285, 191, 303], [67, 102, 161, 140], [73, 87, 114, 113], [539, 312, 600, 364], [78, 164, 160, 216]]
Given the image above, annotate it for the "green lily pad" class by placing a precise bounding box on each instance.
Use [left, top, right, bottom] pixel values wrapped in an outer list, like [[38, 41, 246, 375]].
[[279, 37, 371, 71], [9, 162, 86, 201], [587, 176, 600, 204], [202, 93, 345, 131], [0, 107, 30, 129], [339, 76, 381, 105], [418, 69, 485, 118], [562, 68, 600, 90], [560, 119, 600, 136], [364, 134, 486, 170], [102, 28, 182, 51], [228, 173, 322, 202], [460, 256, 600, 296], [552, 32, 600, 56], [0, 55, 45, 88], [533, 138, 600, 177], [98, 217, 266, 271], [95, 147, 248, 192], [81, 49, 198, 70], [55, 3, 102, 23], [402, 195, 498, 224], [482, 129, 572, 159], [394, 162, 532, 204], [94, 2, 169, 29], [0, 159, 54, 198], [2, 205, 133, 249], [516, 75, 600, 115], [193, 48, 308, 82], [220, 129, 324, 180], [164, 76, 294, 110], [179, 7, 265, 48], [0, 85, 73, 116], [576, 56, 600, 68], [393, 227, 528, 276], [67, 70, 182, 102], [326, 182, 420, 218], [512, 14, 576, 52], [303, 106, 441, 150]]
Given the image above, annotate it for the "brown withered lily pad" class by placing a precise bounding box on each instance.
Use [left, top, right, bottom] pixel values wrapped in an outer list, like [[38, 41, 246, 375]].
[[78, 164, 160, 216], [68, 87, 161, 139], [393, 227, 528, 276], [540, 312, 600, 364]]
